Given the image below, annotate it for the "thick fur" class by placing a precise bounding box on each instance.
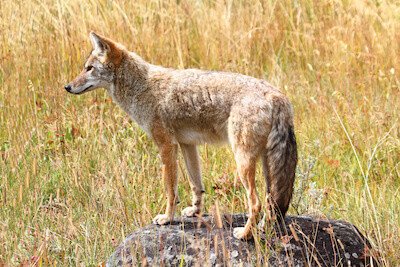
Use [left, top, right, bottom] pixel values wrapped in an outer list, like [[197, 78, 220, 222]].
[[66, 32, 298, 240]]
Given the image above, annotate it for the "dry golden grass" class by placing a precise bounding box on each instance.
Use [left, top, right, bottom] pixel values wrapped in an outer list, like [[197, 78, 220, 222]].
[[0, 0, 399, 265]]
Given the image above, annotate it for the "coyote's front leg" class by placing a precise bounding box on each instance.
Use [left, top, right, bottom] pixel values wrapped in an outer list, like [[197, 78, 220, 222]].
[[152, 129, 179, 225], [179, 143, 204, 217]]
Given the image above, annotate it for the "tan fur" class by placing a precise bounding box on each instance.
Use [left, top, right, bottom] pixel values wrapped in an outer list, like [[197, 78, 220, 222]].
[[66, 32, 298, 239]]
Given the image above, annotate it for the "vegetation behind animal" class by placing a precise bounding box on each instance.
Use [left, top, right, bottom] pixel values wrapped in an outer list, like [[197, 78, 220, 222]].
[[0, 0, 399, 265]]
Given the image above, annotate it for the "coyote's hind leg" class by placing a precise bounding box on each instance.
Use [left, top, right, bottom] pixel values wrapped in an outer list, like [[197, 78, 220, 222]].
[[232, 152, 261, 240]]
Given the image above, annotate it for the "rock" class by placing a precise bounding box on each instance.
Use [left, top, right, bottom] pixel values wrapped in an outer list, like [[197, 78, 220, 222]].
[[106, 213, 377, 266]]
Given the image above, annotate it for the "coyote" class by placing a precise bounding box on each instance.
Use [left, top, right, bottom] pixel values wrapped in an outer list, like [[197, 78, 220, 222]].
[[65, 32, 297, 240]]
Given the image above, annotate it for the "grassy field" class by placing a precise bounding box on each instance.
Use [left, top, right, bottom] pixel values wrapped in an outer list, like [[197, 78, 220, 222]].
[[1, 0, 399, 265]]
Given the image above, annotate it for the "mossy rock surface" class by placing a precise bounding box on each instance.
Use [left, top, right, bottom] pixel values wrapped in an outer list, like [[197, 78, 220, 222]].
[[106, 213, 377, 266]]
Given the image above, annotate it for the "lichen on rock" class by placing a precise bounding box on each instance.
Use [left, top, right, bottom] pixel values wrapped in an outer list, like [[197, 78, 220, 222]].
[[106, 213, 377, 266]]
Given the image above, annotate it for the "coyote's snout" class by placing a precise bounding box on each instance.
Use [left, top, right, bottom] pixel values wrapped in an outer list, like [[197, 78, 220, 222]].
[[66, 32, 297, 240]]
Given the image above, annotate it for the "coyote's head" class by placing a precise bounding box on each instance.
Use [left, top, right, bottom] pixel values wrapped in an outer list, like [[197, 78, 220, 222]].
[[65, 32, 124, 94]]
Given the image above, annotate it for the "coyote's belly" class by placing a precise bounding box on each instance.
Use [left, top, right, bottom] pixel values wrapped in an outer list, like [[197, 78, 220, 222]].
[[174, 125, 229, 145]]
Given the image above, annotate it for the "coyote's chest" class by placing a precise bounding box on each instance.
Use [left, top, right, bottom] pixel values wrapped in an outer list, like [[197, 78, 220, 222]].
[[109, 84, 154, 136]]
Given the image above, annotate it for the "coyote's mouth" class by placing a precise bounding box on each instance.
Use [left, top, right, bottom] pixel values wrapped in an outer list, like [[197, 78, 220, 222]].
[[84, 85, 93, 91], [76, 85, 93, 94]]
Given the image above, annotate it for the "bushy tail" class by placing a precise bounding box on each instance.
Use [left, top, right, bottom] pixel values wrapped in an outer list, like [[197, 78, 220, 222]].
[[262, 99, 298, 222]]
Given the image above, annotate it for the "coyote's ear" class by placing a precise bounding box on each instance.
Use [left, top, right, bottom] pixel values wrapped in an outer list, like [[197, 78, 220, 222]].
[[90, 31, 109, 54], [89, 31, 122, 66]]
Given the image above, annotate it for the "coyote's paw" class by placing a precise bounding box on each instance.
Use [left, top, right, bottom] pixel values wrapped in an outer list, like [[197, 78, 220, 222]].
[[181, 206, 200, 217], [152, 214, 173, 225], [233, 227, 253, 240], [258, 215, 272, 232], [258, 220, 265, 231]]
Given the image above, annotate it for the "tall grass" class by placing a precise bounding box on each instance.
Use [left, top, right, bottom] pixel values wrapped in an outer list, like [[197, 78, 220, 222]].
[[0, 0, 399, 265]]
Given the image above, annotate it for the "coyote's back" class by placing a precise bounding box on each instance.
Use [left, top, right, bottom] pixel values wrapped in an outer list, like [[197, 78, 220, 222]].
[[65, 32, 297, 240]]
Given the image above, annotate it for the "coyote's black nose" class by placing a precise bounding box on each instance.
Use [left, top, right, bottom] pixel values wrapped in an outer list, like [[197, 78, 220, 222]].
[[65, 85, 71, 92]]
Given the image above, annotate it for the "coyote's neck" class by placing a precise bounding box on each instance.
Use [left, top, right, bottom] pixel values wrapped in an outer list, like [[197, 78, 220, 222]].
[[108, 51, 156, 134], [110, 51, 149, 106]]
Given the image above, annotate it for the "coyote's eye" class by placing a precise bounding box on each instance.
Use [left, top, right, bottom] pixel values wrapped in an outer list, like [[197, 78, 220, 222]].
[[86, 66, 93, 71]]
